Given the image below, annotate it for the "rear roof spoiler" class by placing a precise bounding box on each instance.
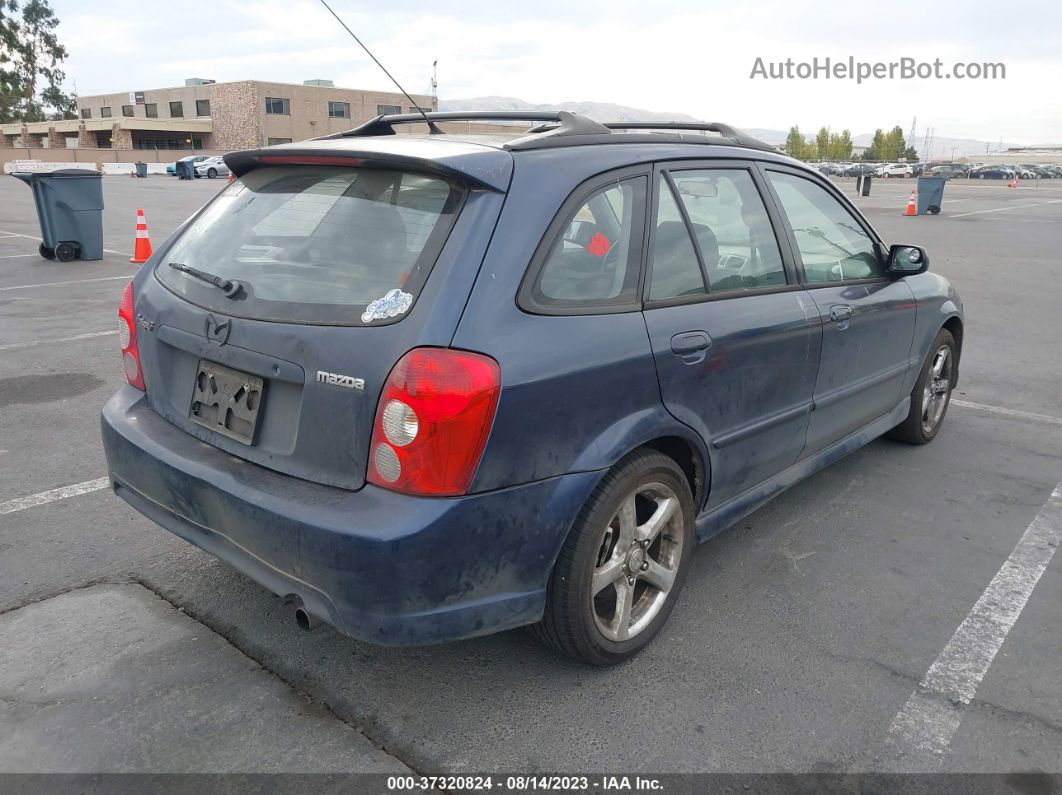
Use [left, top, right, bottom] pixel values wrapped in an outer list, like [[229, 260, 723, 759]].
[[223, 144, 510, 192]]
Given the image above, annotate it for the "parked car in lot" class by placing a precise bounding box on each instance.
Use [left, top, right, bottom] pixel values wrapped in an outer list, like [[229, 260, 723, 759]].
[[843, 163, 876, 177], [102, 111, 964, 665], [876, 163, 913, 178], [929, 165, 965, 179], [194, 156, 230, 179], [166, 154, 210, 176], [971, 166, 1014, 179]]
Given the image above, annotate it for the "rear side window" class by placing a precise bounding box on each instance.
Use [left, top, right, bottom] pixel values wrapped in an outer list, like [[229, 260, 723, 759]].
[[528, 178, 645, 310], [669, 169, 787, 292], [155, 166, 464, 325], [648, 179, 707, 301]]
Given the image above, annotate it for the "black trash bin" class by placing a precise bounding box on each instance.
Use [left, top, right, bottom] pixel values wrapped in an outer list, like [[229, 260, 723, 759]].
[[11, 169, 104, 262], [135, 162, 147, 178], [856, 173, 873, 196], [916, 176, 946, 215], [176, 160, 194, 180]]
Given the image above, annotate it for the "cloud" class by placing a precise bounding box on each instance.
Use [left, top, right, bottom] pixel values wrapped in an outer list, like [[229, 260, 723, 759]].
[[52, 0, 1062, 142]]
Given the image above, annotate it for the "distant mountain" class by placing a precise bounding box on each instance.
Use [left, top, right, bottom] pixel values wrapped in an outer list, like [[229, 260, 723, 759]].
[[440, 96, 700, 123], [440, 97, 1056, 157]]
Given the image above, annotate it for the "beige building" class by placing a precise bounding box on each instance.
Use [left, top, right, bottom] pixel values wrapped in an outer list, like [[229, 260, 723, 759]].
[[2, 77, 438, 153]]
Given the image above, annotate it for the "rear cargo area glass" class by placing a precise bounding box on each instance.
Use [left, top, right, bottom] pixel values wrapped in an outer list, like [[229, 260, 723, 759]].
[[155, 166, 463, 325]]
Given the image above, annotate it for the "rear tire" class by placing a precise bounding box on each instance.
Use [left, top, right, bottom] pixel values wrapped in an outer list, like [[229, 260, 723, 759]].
[[887, 329, 956, 444], [530, 450, 695, 666], [39, 244, 56, 260], [207, 168, 217, 179]]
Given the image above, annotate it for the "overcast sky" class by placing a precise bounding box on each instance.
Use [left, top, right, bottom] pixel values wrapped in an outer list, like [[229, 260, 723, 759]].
[[52, 0, 1061, 145]]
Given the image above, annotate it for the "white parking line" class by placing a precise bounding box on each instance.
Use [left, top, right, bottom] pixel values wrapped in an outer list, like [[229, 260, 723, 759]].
[[0, 329, 118, 351], [881, 481, 1062, 769], [0, 275, 131, 292], [0, 253, 39, 259], [951, 199, 1062, 218], [952, 400, 1062, 427], [0, 477, 111, 515], [0, 228, 132, 258]]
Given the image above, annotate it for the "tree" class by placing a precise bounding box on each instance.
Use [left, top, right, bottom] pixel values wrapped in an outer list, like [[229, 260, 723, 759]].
[[863, 129, 886, 160], [827, 129, 853, 161], [815, 126, 830, 160], [0, 0, 74, 123]]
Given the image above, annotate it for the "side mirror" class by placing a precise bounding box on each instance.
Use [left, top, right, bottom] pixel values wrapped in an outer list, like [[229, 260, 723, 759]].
[[887, 244, 929, 276]]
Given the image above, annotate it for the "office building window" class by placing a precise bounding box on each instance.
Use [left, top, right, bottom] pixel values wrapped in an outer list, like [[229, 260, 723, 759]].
[[169, 101, 184, 118], [100, 106, 112, 118], [409, 106, 431, 114], [145, 103, 158, 118], [196, 99, 210, 117], [377, 104, 401, 115], [265, 96, 290, 115], [328, 101, 350, 118], [122, 105, 134, 117], [80, 108, 91, 119], [267, 137, 292, 145]]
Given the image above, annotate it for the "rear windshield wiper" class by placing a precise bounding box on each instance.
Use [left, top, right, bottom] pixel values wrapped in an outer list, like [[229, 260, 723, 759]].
[[168, 262, 243, 299]]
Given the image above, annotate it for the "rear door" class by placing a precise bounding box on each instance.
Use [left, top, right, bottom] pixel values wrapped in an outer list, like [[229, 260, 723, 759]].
[[641, 161, 821, 509], [762, 167, 917, 454], [134, 162, 503, 490]]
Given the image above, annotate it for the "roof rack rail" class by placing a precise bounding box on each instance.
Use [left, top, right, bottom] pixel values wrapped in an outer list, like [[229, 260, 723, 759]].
[[332, 110, 609, 138], [601, 122, 775, 151]]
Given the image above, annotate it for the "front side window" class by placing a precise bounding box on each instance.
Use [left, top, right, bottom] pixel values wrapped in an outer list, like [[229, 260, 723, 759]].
[[156, 166, 464, 325], [169, 101, 183, 118], [670, 169, 787, 292], [328, 101, 350, 118], [265, 97, 289, 115], [767, 171, 883, 283], [648, 179, 706, 301], [529, 178, 644, 309]]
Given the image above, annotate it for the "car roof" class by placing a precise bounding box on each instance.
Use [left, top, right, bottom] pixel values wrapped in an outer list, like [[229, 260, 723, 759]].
[[225, 111, 814, 191]]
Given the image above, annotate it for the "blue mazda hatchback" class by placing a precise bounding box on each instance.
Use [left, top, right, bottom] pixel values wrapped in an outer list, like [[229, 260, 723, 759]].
[[102, 112, 963, 665]]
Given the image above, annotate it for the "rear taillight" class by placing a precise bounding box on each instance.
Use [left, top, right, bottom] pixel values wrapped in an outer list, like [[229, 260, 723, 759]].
[[118, 281, 145, 390], [367, 348, 500, 497]]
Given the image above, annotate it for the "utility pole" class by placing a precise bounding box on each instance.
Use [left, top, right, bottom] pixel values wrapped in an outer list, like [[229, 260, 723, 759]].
[[431, 60, 438, 108]]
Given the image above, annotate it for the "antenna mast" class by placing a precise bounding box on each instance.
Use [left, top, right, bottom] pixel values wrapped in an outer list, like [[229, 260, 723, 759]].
[[318, 0, 440, 133]]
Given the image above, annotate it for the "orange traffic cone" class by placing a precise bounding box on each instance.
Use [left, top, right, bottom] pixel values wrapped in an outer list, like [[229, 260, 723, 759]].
[[1007, 177, 1019, 188], [903, 190, 917, 216], [130, 208, 153, 264], [227, 171, 234, 183]]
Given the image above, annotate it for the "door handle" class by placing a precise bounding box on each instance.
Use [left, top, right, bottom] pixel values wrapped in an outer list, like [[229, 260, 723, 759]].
[[670, 331, 712, 363], [829, 304, 853, 328]]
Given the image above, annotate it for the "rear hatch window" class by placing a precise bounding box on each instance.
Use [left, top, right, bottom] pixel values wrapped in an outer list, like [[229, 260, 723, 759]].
[[155, 165, 464, 325]]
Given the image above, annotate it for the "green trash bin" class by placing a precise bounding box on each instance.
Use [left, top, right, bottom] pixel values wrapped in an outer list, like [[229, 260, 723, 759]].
[[10, 169, 104, 261], [916, 176, 946, 215]]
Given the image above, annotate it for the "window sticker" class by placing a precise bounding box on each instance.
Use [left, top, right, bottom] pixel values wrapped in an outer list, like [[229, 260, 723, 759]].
[[361, 288, 414, 323]]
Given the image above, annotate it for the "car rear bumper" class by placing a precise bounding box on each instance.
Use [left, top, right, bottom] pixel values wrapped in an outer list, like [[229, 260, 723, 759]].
[[101, 385, 600, 645]]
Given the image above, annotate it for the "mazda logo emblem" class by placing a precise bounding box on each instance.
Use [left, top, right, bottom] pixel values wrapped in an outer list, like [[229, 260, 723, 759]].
[[204, 314, 231, 345]]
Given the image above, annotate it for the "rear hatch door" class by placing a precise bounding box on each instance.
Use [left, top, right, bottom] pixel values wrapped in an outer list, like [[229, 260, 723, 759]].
[[132, 150, 509, 490]]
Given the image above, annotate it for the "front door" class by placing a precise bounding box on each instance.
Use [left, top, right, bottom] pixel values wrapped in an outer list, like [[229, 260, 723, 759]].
[[762, 168, 917, 454], [641, 164, 821, 509]]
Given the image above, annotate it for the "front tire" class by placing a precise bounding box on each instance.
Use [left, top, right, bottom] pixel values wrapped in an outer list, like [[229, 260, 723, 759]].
[[530, 450, 695, 666], [207, 168, 217, 179], [887, 329, 956, 444]]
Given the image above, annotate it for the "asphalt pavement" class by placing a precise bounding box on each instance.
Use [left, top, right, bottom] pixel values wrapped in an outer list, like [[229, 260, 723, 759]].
[[0, 173, 1059, 776]]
